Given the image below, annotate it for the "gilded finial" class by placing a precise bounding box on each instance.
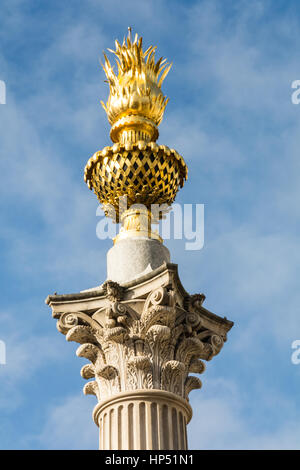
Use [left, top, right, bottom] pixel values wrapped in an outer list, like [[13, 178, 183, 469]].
[[84, 32, 187, 237], [100, 30, 172, 144]]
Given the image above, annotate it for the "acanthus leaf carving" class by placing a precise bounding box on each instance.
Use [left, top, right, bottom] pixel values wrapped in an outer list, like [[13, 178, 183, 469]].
[[66, 325, 97, 345], [189, 358, 206, 375], [95, 365, 120, 396], [81, 363, 95, 379], [96, 364, 119, 381], [184, 376, 202, 399], [54, 282, 231, 403], [162, 360, 186, 396], [104, 326, 127, 343], [76, 343, 104, 364], [127, 355, 152, 390], [141, 305, 175, 335], [83, 381, 100, 400], [175, 336, 204, 366]]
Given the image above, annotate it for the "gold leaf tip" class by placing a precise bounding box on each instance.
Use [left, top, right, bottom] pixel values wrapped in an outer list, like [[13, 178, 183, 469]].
[[100, 31, 172, 133]]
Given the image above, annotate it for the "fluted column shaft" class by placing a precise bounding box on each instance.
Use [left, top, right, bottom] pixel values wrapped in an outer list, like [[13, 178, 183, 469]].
[[93, 390, 192, 450]]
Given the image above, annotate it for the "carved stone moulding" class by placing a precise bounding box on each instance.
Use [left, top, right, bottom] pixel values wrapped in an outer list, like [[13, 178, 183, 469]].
[[46, 262, 233, 450]]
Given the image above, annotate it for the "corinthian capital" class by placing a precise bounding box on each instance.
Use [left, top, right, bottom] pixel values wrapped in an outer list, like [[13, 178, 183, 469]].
[[47, 263, 233, 405]]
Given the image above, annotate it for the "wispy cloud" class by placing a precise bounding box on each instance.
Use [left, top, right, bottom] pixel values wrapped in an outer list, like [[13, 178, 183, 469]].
[[29, 394, 98, 450]]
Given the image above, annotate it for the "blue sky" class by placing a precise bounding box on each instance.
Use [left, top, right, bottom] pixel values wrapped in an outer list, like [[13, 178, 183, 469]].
[[0, 0, 300, 449]]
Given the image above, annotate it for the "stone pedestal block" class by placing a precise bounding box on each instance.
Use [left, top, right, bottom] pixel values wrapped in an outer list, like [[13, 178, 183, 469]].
[[107, 238, 170, 283]]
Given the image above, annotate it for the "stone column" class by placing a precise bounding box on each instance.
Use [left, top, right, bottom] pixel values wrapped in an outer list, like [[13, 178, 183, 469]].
[[46, 30, 234, 451]]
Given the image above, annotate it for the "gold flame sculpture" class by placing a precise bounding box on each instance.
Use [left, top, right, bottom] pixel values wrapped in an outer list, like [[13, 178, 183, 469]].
[[84, 29, 187, 242], [101, 30, 171, 143]]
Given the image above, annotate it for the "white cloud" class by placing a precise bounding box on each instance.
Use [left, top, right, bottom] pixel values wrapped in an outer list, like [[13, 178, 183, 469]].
[[34, 394, 98, 450], [188, 376, 300, 450], [0, 315, 64, 411], [10, 391, 98, 450]]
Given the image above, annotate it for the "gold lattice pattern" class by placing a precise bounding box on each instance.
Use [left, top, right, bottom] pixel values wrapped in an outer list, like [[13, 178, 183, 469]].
[[84, 142, 187, 221]]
